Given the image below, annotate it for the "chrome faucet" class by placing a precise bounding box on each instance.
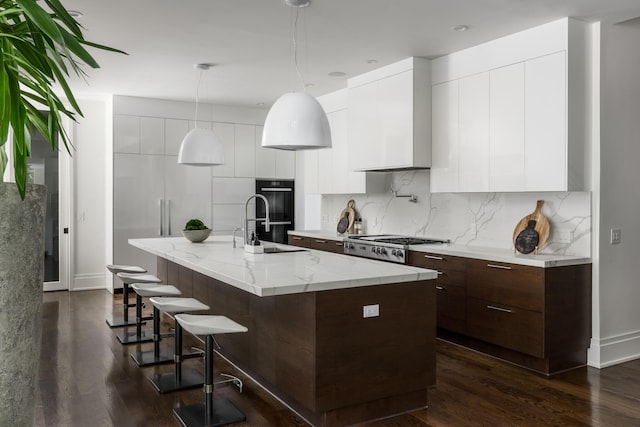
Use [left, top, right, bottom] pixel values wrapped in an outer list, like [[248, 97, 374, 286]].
[[244, 194, 270, 245], [232, 227, 243, 248]]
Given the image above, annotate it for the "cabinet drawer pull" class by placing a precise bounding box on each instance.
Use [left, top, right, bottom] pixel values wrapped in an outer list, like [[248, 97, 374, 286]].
[[292, 236, 303, 240], [487, 305, 512, 313], [437, 271, 444, 276], [335, 242, 343, 246], [487, 264, 512, 270], [424, 255, 443, 260], [315, 239, 327, 243], [435, 286, 445, 291]]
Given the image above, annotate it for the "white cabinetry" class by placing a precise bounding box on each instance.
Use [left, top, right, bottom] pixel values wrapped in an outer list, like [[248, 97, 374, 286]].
[[304, 89, 386, 194], [430, 18, 590, 193], [255, 125, 295, 179], [348, 57, 431, 171], [113, 116, 213, 275]]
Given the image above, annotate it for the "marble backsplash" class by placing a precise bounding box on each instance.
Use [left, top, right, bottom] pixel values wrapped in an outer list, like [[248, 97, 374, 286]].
[[317, 171, 591, 257]]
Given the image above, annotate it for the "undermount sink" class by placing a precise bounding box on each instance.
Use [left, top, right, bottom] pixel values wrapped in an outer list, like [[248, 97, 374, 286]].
[[263, 247, 308, 254]]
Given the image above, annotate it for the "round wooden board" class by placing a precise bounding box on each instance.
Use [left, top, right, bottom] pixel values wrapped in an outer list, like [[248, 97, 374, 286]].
[[512, 200, 550, 252], [337, 207, 355, 234], [337, 200, 356, 234]]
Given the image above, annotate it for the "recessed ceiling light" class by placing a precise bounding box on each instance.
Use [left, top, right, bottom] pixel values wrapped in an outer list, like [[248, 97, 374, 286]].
[[365, 59, 378, 64], [305, 83, 315, 88], [328, 71, 346, 77], [193, 63, 214, 70], [68, 10, 83, 18], [285, 0, 310, 7], [451, 25, 469, 32], [256, 102, 265, 107]]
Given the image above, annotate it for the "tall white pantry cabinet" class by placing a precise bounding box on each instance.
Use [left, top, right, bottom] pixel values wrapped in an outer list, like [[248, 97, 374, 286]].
[[112, 98, 294, 280], [430, 18, 592, 193]]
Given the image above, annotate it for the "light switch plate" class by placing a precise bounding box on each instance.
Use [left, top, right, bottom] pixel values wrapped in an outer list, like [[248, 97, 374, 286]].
[[611, 228, 621, 245], [363, 304, 379, 318]]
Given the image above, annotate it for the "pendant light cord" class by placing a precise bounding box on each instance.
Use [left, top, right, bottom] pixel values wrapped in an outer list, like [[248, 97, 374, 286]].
[[292, 7, 307, 92], [194, 69, 204, 128]]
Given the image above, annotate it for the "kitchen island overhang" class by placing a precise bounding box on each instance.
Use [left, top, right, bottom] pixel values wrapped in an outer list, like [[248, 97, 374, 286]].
[[130, 236, 438, 426]]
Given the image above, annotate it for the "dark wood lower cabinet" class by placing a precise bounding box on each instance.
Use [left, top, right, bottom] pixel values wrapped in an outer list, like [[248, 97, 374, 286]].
[[158, 257, 436, 426], [407, 251, 592, 376]]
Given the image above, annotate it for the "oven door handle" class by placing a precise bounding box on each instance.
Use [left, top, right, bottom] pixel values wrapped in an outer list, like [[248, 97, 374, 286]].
[[260, 187, 292, 192], [263, 221, 292, 226]]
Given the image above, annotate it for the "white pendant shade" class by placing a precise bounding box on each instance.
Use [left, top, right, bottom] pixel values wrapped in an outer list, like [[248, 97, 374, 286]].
[[261, 92, 332, 150], [177, 128, 225, 166]]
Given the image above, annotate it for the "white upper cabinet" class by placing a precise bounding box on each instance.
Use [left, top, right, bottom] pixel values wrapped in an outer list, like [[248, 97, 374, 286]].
[[431, 18, 591, 193], [431, 81, 460, 193], [489, 62, 525, 191], [255, 125, 295, 179], [304, 89, 386, 194], [347, 57, 431, 171]]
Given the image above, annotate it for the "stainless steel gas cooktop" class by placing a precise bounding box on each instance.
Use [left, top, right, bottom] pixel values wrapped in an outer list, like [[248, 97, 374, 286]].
[[343, 235, 450, 264]]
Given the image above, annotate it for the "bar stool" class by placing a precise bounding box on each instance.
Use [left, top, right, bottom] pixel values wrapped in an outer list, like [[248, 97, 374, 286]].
[[115, 273, 162, 345], [105, 264, 146, 327], [173, 314, 248, 427], [147, 297, 209, 394], [130, 283, 182, 367]]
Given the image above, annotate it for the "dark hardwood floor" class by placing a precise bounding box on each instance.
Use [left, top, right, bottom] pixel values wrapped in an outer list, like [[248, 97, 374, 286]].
[[35, 290, 640, 426]]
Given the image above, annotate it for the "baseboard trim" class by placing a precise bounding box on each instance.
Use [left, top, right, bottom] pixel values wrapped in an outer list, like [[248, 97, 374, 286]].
[[588, 331, 640, 368], [72, 273, 106, 291]]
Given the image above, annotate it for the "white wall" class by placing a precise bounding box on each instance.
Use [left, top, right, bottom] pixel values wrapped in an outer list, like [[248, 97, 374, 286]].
[[71, 96, 112, 291], [591, 17, 640, 367]]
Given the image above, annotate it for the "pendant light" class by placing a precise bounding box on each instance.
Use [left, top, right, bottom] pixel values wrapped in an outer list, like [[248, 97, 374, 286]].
[[261, 0, 331, 150], [178, 63, 225, 166]]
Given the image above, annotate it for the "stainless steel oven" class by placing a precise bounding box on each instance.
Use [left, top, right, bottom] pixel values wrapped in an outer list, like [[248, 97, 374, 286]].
[[343, 235, 450, 264], [255, 179, 295, 244]]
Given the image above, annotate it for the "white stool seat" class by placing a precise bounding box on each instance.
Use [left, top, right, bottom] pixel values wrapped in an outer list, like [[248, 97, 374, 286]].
[[175, 314, 248, 336], [117, 272, 162, 284], [131, 283, 182, 298], [149, 297, 209, 314], [107, 264, 146, 274]]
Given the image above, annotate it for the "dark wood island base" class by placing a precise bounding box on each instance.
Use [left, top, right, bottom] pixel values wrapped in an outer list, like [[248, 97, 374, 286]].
[[157, 258, 436, 426]]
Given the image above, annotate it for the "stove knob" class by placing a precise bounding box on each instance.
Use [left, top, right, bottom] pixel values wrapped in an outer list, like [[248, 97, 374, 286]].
[[397, 251, 404, 259], [391, 249, 398, 257], [379, 247, 387, 255], [371, 246, 377, 253]]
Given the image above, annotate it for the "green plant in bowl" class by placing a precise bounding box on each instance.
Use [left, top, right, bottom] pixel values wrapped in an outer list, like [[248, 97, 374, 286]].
[[182, 219, 211, 242]]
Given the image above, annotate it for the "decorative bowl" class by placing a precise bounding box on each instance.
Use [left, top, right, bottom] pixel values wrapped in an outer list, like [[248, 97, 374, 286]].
[[182, 229, 211, 243]]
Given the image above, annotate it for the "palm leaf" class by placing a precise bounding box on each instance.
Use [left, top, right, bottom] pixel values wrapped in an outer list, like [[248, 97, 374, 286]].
[[0, 0, 125, 199]]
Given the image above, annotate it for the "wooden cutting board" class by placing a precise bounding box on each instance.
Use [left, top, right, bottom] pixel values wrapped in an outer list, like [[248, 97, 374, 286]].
[[337, 200, 356, 234], [512, 200, 550, 253]]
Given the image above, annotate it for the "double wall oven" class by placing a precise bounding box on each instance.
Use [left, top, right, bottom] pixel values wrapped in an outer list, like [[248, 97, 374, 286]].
[[255, 179, 295, 244], [343, 235, 450, 264]]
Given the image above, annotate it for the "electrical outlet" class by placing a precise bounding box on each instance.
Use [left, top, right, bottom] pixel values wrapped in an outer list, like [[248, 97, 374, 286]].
[[557, 229, 572, 244], [363, 304, 379, 318], [611, 228, 621, 245]]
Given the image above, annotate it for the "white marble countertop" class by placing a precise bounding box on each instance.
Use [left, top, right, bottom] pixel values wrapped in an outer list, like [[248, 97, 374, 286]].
[[288, 230, 591, 268], [129, 236, 437, 297]]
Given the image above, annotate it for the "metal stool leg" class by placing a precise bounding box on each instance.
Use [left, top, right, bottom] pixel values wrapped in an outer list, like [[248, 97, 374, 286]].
[[116, 292, 153, 344], [106, 281, 139, 327], [148, 317, 204, 393], [130, 305, 174, 366], [173, 335, 246, 427]]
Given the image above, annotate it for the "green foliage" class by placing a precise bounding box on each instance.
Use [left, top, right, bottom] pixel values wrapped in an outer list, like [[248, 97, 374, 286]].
[[184, 219, 208, 230], [0, 0, 125, 199]]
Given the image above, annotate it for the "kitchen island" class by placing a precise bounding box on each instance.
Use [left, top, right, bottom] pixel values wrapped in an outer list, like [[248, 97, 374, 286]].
[[129, 236, 438, 426]]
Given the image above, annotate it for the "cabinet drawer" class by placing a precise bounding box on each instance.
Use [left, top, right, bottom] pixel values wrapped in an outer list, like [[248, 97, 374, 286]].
[[310, 238, 343, 254], [467, 259, 543, 311], [435, 282, 466, 334], [467, 297, 543, 357], [408, 251, 466, 272], [288, 235, 312, 248]]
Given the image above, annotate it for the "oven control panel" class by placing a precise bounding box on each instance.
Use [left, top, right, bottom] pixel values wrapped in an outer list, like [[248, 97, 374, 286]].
[[343, 241, 406, 264]]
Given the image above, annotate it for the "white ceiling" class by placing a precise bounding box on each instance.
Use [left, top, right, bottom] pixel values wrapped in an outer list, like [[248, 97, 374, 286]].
[[60, 0, 640, 108]]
